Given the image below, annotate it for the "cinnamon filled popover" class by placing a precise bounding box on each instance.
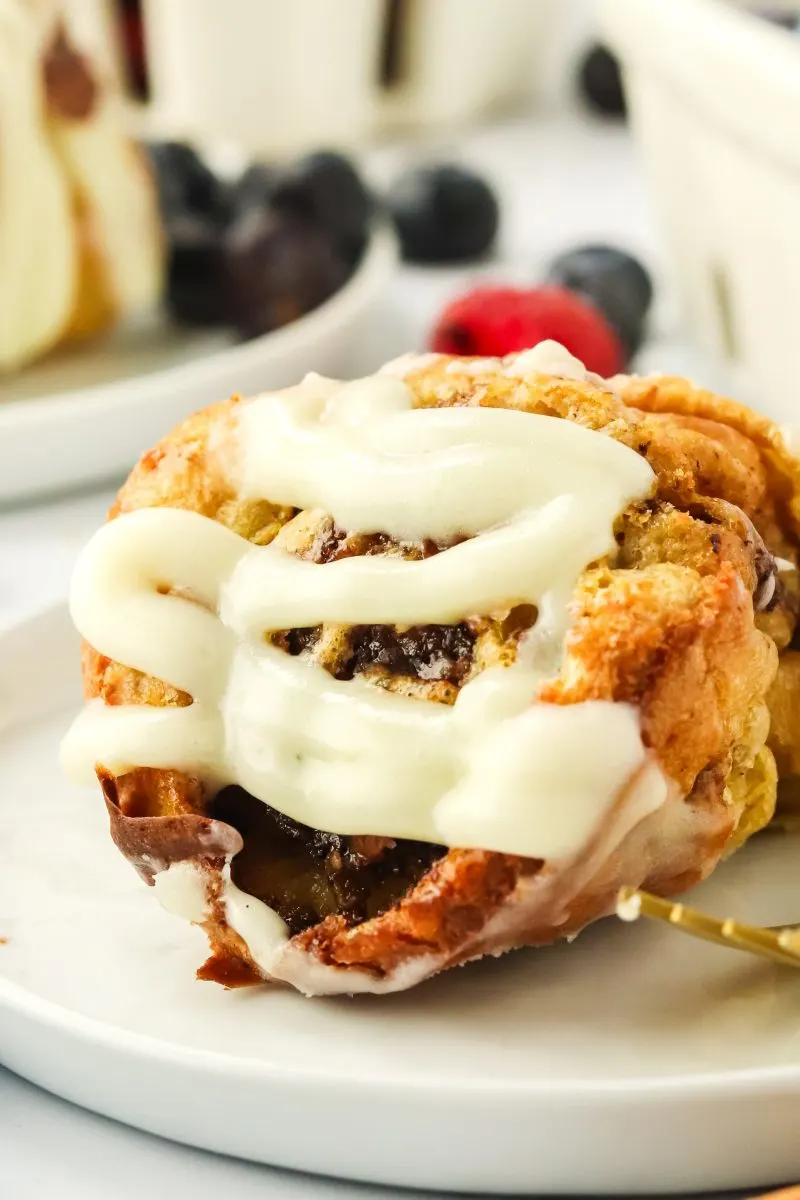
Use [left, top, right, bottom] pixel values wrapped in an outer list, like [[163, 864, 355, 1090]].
[[62, 342, 800, 995]]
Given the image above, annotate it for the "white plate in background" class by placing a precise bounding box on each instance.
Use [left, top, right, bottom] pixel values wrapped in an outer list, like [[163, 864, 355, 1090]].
[[2, 606, 800, 1195], [0, 225, 396, 507]]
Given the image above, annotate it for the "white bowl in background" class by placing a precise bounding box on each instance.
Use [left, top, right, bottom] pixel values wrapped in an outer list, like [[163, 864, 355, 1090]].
[[601, 0, 800, 421], [0, 223, 397, 506]]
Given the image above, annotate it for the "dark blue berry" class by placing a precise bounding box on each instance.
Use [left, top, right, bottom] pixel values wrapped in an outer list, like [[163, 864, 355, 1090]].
[[230, 163, 279, 215], [545, 244, 653, 360], [223, 208, 349, 339], [145, 141, 231, 226], [271, 151, 372, 264], [578, 44, 626, 118], [164, 215, 229, 326], [387, 164, 499, 264]]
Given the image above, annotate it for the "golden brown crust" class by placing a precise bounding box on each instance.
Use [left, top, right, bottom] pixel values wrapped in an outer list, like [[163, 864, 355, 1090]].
[[283, 765, 735, 981], [402, 360, 800, 547], [109, 395, 293, 540], [541, 564, 775, 793], [615, 373, 800, 556], [81, 356, 800, 990], [767, 650, 800, 778]]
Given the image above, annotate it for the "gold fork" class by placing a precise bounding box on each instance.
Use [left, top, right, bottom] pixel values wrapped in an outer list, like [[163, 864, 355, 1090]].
[[616, 887, 800, 969]]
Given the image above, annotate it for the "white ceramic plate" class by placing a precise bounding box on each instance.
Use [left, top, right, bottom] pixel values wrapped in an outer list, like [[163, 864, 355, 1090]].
[[0, 226, 396, 507], [2, 606, 800, 1195]]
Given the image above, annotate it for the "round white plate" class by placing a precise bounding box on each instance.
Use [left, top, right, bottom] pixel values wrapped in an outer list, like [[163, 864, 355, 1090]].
[[0, 226, 396, 507], [2, 606, 800, 1195]]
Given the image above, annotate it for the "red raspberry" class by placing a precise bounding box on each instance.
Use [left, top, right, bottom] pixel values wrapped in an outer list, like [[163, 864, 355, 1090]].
[[429, 285, 625, 377]]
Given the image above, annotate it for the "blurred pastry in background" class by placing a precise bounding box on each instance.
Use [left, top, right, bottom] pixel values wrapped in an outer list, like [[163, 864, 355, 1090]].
[[0, 0, 162, 374]]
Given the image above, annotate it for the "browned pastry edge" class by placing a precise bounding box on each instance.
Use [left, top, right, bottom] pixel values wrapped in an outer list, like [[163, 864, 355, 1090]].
[[615, 372, 800, 557], [43, 22, 98, 121], [100, 771, 243, 884], [81, 358, 799, 991]]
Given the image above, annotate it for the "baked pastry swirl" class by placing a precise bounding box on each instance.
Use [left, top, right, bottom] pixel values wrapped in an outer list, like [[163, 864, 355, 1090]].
[[62, 343, 800, 995]]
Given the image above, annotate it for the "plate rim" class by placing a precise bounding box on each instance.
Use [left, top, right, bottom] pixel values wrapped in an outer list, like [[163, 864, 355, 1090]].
[[0, 221, 397, 430], [2, 601, 800, 1105], [3, 969, 800, 1102]]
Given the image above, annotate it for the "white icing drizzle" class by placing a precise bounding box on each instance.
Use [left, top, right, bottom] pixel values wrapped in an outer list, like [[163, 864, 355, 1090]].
[[153, 857, 439, 994], [379, 351, 442, 378], [386, 342, 589, 383], [222, 868, 290, 969], [445, 356, 501, 376], [504, 341, 589, 380], [62, 361, 660, 869], [153, 861, 209, 923]]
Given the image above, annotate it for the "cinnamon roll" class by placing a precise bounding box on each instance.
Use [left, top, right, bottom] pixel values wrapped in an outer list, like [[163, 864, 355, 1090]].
[[62, 343, 800, 994]]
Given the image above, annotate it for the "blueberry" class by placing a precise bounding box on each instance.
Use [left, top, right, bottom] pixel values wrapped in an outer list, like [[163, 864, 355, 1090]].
[[145, 141, 231, 225], [223, 207, 349, 339], [578, 44, 626, 118], [386, 164, 499, 264], [164, 214, 229, 326], [271, 151, 372, 263], [230, 162, 278, 215], [545, 244, 653, 360]]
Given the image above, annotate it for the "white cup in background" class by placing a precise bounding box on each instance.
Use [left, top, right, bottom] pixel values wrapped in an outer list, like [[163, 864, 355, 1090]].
[[141, 0, 559, 155]]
